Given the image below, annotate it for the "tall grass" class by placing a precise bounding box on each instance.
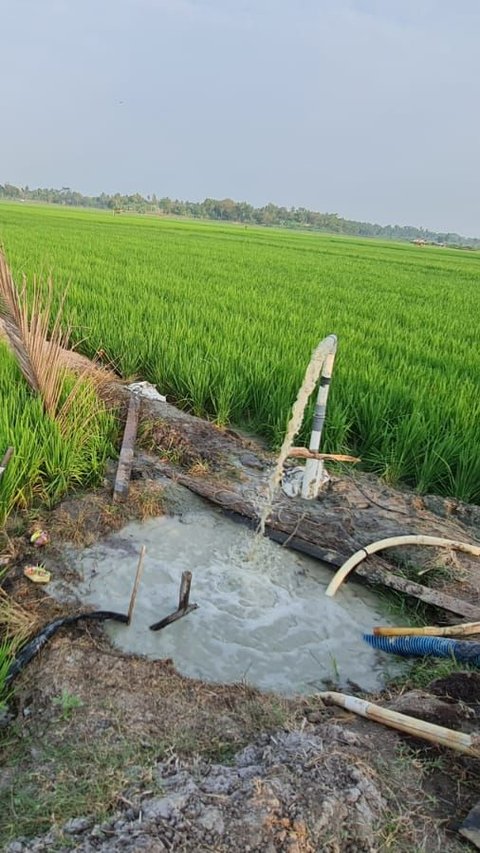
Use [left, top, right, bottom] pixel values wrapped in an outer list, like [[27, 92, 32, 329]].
[[1, 203, 479, 502], [0, 342, 117, 524]]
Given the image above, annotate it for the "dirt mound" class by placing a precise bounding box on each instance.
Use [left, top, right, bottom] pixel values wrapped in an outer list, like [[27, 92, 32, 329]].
[[4, 723, 437, 852]]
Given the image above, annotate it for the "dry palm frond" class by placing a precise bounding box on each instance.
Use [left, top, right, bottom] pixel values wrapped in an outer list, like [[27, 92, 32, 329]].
[[0, 251, 109, 429]]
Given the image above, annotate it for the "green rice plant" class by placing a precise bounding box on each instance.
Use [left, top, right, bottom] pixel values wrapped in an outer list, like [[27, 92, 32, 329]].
[[0, 639, 15, 707], [1, 203, 479, 502], [0, 342, 117, 524]]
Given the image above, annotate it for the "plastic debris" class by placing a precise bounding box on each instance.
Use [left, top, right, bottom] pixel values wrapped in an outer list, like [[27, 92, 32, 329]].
[[24, 565, 51, 584], [281, 465, 330, 498], [281, 467, 305, 498], [30, 530, 49, 548], [127, 381, 166, 402]]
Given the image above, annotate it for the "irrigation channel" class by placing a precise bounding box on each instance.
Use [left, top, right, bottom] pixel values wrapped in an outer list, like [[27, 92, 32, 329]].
[[51, 483, 401, 695]]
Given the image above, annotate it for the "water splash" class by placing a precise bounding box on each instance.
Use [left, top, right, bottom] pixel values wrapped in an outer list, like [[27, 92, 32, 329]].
[[256, 335, 338, 538]]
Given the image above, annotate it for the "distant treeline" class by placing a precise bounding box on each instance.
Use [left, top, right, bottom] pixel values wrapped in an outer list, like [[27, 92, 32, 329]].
[[1, 181, 478, 247]]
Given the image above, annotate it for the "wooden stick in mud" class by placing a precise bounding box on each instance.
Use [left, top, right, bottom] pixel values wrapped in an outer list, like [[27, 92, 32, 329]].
[[149, 570, 198, 632], [113, 394, 140, 502], [319, 691, 480, 758], [178, 570, 193, 610], [0, 446, 14, 482], [287, 448, 360, 463], [374, 621, 480, 639], [127, 545, 146, 624]]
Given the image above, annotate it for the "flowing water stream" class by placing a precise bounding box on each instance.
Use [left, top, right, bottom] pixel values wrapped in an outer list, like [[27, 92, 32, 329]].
[[256, 335, 336, 538]]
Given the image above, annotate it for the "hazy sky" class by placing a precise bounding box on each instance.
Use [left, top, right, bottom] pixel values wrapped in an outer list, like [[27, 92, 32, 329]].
[[1, 0, 479, 234]]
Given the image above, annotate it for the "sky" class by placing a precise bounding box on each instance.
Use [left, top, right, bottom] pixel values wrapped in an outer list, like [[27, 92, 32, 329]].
[[1, 0, 479, 235]]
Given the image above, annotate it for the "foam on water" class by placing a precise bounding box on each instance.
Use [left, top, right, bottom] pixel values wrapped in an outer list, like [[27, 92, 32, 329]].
[[56, 497, 400, 695]]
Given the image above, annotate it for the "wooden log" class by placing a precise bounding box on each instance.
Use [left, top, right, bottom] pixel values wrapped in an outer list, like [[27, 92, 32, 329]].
[[319, 691, 480, 757], [353, 559, 480, 621], [113, 394, 140, 502], [126, 392, 480, 620]]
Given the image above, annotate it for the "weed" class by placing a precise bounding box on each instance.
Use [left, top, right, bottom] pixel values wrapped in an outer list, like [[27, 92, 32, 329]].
[[52, 690, 84, 720], [391, 656, 478, 692]]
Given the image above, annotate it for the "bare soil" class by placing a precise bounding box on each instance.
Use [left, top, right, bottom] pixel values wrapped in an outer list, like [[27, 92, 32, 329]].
[[3, 630, 480, 852]]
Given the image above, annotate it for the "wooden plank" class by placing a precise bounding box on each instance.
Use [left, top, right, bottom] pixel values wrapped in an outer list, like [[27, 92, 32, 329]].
[[113, 395, 140, 502]]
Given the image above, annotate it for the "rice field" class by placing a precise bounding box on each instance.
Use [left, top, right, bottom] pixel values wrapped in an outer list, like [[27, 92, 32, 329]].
[[1, 202, 479, 504]]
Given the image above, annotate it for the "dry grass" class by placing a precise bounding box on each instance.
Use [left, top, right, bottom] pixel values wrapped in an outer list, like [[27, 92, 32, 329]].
[[0, 251, 111, 431], [46, 482, 166, 548], [0, 587, 37, 645], [187, 459, 211, 476]]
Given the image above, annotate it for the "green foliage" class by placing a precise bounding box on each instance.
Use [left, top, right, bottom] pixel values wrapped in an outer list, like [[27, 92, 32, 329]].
[[0, 639, 14, 708], [0, 340, 117, 525], [1, 204, 480, 502]]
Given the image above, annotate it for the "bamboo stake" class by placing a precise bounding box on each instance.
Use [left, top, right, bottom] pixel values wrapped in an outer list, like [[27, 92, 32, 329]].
[[319, 691, 480, 757], [127, 545, 146, 624], [287, 448, 360, 463], [0, 446, 14, 482], [374, 622, 480, 638], [326, 535, 480, 598]]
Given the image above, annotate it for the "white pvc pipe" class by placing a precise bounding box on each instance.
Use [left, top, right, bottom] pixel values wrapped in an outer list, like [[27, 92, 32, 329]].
[[301, 334, 337, 499]]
